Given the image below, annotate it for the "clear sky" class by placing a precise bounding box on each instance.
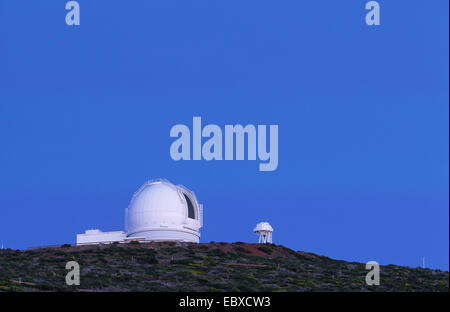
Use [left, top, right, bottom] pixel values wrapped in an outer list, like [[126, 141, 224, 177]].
[[0, 1, 448, 270]]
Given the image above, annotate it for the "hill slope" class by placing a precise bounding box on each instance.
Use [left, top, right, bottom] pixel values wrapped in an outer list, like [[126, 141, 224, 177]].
[[0, 242, 448, 292]]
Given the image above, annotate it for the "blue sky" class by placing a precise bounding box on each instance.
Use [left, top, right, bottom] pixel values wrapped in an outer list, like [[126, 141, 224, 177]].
[[0, 1, 448, 270]]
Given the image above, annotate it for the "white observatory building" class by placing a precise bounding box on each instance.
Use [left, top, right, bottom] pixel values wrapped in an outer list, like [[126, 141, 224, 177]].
[[76, 179, 203, 245], [254, 222, 273, 244]]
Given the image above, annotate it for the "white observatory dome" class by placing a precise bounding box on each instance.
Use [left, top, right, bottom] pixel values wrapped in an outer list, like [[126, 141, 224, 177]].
[[254, 222, 273, 232], [126, 179, 203, 243], [254, 222, 273, 244]]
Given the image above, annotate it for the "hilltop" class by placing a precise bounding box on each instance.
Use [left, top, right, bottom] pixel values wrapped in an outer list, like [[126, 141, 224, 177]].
[[0, 242, 448, 292]]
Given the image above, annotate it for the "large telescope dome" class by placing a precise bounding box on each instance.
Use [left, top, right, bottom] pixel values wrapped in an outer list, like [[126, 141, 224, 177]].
[[125, 179, 203, 243]]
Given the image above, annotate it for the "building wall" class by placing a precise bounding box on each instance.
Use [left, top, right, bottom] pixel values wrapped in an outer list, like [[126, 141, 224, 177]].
[[76, 229, 126, 246], [127, 227, 200, 243]]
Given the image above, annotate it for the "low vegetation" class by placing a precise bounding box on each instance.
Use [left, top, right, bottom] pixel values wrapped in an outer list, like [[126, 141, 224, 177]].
[[0, 242, 447, 292]]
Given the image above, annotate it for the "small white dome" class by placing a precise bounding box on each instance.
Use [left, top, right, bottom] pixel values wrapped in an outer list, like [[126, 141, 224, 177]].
[[254, 222, 273, 233], [254, 222, 273, 244], [126, 179, 202, 242]]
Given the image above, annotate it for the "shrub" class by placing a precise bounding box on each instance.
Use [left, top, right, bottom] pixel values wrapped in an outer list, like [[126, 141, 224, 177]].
[[234, 246, 251, 254], [136, 254, 158, 264], [207, 249, 227, 257], [257, 245, 273, 255], [165, 247, 181, 255], [170, 258, 192, 265]]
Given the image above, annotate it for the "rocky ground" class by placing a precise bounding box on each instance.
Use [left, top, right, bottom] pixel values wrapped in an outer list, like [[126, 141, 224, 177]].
[[0, 242, 448, 292]]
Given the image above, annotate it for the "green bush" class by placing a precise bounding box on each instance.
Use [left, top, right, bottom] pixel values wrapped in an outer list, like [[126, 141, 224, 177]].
[[207, 249, 227, 257], [257, 245, 273, 255]]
